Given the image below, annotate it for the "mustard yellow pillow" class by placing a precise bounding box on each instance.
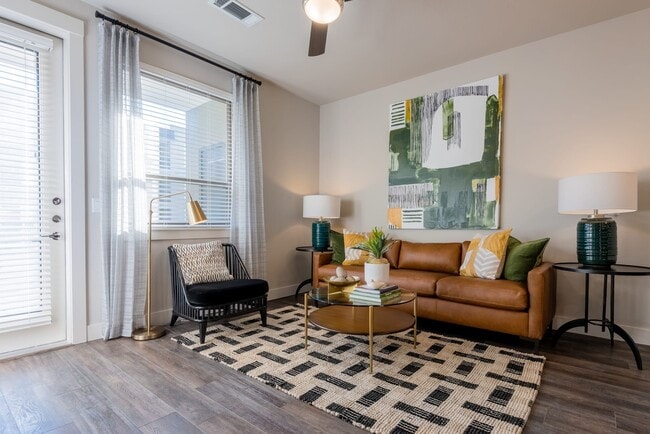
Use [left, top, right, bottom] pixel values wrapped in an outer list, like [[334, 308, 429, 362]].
[[460, 229, 512, 279], [342, 229, 369, 265]]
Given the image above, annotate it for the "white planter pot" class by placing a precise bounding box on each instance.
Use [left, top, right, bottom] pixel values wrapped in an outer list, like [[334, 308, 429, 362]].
[[364, 262, 390, 285]]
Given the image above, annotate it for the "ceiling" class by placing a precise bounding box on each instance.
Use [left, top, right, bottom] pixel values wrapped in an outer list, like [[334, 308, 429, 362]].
[[81, 0, 650, 105]]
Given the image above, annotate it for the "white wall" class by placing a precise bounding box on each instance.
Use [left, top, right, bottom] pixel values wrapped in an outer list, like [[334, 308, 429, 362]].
[[35, 0, 320, 339], [320, 9, 650, 344]]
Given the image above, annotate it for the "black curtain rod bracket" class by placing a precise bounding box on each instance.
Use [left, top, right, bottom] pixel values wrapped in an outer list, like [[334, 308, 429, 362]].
[[95, 11, 261, 86]]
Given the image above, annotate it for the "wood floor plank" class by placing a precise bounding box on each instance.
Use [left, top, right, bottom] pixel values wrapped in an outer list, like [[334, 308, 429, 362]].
[[88, 339, 219, 425], [57, 384, 142, 433], [44, 423, 82, 434], [615, 410, 650, 433], [198, 411, 265, 434], [0, 391, 19, 434], [58, 343, 175, 427], [541, 406, 617, 433], [2, 384, 73, 434], [197, 379, 334, 434], [140, 412, 202, 434]]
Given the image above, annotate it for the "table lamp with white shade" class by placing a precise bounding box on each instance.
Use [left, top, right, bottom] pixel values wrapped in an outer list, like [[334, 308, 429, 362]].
[[558, 172, 637, 267], [303, 194, 340, 251]]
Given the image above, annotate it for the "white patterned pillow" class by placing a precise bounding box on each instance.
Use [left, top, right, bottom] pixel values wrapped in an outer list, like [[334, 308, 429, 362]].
[[173, 241, 233, 285], [460, 229, 512, 279]]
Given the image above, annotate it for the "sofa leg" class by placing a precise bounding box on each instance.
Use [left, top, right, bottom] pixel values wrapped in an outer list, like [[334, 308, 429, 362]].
[[170, 313, 179, 327], [199, 322, 207, 344], [533, 340, 540, 353]]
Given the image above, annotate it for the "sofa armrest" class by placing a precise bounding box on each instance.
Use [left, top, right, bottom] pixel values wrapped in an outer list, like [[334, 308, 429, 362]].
[[312, 251, 333, 287], [526, 262, 556, 340]]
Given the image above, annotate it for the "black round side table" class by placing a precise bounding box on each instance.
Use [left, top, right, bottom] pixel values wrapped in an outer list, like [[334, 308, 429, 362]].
[[294, 246, 332, 299], [552, 262, 650, 370]]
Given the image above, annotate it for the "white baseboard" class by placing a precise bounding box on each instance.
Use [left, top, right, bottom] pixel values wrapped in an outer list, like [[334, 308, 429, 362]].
[[86, 322, 103, 342], [553, 315, 650, 346], [85, 283, 301, 342]]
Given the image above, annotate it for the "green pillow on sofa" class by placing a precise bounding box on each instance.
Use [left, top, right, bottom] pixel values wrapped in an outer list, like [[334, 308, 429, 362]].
[[330, 230, 345, 264], [503, 236, 550, 282]]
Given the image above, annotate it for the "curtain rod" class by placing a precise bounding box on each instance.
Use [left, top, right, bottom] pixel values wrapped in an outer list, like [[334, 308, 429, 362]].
[[95, 11, 262, 86]]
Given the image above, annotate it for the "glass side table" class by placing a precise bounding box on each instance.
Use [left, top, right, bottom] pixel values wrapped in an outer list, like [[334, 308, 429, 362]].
[[552, 262, 650, 370]]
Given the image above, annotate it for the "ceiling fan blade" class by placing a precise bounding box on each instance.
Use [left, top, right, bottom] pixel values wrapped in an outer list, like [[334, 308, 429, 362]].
[[308, 22, 328, 57]]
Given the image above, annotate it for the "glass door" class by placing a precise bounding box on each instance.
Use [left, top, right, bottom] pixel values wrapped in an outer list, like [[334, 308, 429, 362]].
[[0, 20, 67, 355]]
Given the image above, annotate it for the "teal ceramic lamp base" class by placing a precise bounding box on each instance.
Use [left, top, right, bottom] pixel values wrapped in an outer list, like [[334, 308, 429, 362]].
[[576, 217, 617, 268], [312, 220, 330, 251]]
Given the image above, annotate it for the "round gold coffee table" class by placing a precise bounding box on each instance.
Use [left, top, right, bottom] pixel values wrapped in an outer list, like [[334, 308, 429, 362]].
[[303, 288, 417, 373]]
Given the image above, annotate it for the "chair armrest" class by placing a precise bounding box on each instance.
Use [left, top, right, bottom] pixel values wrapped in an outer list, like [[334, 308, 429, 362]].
[[312, 251, 333, 287], [526, 262, 556, 340]]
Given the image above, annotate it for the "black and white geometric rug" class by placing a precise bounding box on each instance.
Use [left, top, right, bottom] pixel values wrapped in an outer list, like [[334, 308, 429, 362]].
[[173, 304, 545, 433]]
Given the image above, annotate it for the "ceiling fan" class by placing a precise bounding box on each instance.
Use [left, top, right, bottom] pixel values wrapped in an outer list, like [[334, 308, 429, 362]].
[[303, 0, 351, 56]]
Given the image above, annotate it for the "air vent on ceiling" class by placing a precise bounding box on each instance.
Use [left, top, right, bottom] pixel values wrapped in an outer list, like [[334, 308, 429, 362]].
[[209, 0, 264, 27]]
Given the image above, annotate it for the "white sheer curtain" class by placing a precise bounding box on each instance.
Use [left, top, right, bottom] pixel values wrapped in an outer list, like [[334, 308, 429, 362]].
[[230, 77, 266, 278], [98, 22, 147, 339]]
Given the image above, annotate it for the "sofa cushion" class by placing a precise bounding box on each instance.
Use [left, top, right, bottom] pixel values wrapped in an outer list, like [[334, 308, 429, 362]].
[[503, 237, 550, 282], [342, 229, 369, 265], [461, 240, 470, 264], [186, 279, 268, 306], [173, 241, 233, 284], [460, 229, 512, 279], [384, 240, 401, 268], [388, 269, 449, 297], [397, 241, 462, 274], [330, 229, 345, 264], [436, 276, 528, 311]]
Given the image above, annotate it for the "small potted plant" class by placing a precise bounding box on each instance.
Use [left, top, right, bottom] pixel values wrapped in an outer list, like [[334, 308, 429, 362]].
[[354, 227, 394, 284]]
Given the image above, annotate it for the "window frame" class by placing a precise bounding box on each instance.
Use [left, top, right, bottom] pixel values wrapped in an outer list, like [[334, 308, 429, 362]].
[[140, 63, 232, 238]]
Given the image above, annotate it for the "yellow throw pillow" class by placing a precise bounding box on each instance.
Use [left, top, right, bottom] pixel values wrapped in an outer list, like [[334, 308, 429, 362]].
[[460, 229, 512, 279], [342, 229, 369, 265]]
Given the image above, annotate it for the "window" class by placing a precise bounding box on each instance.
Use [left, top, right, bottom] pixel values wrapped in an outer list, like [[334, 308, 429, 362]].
[[141, 69, 232, 227]]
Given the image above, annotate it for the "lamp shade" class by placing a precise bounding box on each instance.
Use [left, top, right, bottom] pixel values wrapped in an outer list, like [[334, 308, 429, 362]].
[[303, 195, 340, 219], [558, 172, 637, 216], [303, 0, 344, 24], [186, 200, 207, 225], [558, 171, 637, 267]]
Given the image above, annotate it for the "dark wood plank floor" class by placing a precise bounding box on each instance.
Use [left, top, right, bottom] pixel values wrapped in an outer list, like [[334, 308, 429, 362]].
[[1, 296, 649, 433]]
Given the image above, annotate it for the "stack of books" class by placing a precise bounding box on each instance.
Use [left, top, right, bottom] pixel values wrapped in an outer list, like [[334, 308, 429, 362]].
[[349, 284, 401, 305]]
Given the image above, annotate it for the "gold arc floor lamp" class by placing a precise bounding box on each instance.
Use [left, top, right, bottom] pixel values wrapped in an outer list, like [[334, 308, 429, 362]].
[[132, 191, 207, 341]]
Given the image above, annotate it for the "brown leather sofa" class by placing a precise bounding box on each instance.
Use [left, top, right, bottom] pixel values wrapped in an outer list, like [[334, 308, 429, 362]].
[[312, 240, 556, 344]]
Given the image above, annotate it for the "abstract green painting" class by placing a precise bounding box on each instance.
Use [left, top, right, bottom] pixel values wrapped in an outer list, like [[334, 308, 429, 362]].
[[388, 76, 503, 229]]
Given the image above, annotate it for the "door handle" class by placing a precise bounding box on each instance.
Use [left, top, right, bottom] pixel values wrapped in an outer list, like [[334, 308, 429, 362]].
[[40, 232, 61, 240]]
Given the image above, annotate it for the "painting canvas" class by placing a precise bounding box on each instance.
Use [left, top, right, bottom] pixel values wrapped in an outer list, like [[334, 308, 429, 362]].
[[388, 76, 503, 229]]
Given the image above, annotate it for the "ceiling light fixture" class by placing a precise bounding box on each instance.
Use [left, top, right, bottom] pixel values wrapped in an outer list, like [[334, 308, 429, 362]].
[[303, 0, 344, 24]]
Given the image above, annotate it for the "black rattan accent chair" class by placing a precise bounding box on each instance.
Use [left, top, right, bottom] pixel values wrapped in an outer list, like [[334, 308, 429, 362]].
[[168, 243, 268, 344]]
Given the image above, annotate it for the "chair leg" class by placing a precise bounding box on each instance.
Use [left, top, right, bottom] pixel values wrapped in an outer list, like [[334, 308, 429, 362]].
[[170, 313, 179, 327], [199, 322, 207, 344], [260, 307, 267, 326]]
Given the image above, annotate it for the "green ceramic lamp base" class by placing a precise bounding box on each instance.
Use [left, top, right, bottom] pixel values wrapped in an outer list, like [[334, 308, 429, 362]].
[[576, 217, 617, 267]]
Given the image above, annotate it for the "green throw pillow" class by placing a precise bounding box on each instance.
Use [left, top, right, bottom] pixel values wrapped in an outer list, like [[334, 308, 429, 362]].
[[330, 230, 345, 264], [503, 237, 550, 282]]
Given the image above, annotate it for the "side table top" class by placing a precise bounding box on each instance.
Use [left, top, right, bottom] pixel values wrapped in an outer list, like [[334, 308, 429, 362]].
[[553, 262, 650, 276], [296, 246, 332, 253]]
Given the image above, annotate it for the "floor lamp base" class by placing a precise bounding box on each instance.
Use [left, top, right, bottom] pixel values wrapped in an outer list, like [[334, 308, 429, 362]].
[[131, 325, 166, 341]]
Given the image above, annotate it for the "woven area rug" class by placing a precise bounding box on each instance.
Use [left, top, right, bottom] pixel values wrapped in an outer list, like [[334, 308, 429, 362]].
[[172, 304, 545, 433]]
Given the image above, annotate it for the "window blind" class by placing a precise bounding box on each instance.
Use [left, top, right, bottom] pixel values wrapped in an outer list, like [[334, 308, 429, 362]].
[[141, 70, 232, 227], [0, 22, 58, 332]]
